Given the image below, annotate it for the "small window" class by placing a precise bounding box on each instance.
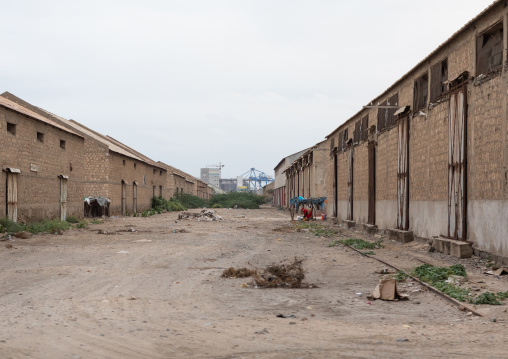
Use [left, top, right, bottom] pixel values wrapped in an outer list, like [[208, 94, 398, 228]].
[[153, 168, 156, 174], [134, 163, 137, 169], [143, 175, 146, 185], [60, 140, 66, 149], [37, 132, 44, 142], [413, 73, 428, 111], [377, 93, 398, 132], [123, 160, 126, 166], [160, 170, 163, 176], [430, 59, 448, 102], [477, 22, 503, 75], [7, 122, 16, 135]]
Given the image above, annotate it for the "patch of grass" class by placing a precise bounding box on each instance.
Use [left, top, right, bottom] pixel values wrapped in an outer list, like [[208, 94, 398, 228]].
[[0, 217, 71, 234], [411, 264, 466, 284], [77, 221, 88, 229], [66, 216, 80, 224], [90, 219, 102, 224], [332, 238, 383, 250], [469, 292, 502, 305], [296, 223, 338, 237], [395, 271, 409, 282], [362, 251, 375, 255]]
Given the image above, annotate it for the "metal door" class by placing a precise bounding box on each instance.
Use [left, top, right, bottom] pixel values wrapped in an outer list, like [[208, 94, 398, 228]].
[[133, 182, 138, 213], [6, 172, 18, 223], [60, 177, 68, 221], [121, 181, 126, 215], [347, 145, 354, 221], [333, 152, 338, 217], [448, 89, 467, 240], [397, 116, 409, 230], [368, 143, 376, 225]]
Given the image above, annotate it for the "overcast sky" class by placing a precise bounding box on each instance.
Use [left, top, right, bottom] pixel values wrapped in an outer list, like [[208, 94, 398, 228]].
[[1, 0, 494, 178]]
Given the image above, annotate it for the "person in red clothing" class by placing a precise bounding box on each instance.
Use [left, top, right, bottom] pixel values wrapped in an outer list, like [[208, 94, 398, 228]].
[[302, 206, 313, 221]]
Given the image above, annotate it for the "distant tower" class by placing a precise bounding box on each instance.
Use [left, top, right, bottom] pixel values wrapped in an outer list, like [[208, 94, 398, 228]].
[[200, 163, 224, 188]]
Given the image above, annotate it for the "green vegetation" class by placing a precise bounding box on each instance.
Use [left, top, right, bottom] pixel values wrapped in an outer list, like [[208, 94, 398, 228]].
[[0, 217, 71, 234], [296, 222, 338, 237], [395, 271, 409, 282], [151, 196, 187, 214], [90, 218, 103, 224], [177, 193, 208, 209], [329, 238, 383, 249], [209, 192, 265, 209], [411, 264, 508, 305], [77, 220, 88, 229], [66, 216, 80, 224]]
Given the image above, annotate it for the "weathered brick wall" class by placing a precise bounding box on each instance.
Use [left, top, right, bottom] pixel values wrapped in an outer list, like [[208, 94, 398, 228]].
[[83, 140, 110, 197], [0, 107, 85, 221]]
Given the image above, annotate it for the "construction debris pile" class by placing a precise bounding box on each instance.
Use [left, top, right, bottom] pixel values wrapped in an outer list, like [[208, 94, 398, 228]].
[[222, 258, 315, 289], [178, 209, 223, 221]]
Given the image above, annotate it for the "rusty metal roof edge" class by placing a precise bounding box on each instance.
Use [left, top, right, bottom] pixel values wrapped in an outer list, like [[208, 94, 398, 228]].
[[326, 0, 502, 139], [0, 96, 83, 139]]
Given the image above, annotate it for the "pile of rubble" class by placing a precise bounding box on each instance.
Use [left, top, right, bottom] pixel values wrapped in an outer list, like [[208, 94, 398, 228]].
[[178, 209, 223, 221]]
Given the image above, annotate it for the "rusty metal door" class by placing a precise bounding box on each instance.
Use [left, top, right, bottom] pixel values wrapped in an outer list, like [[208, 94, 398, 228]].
[[448, 89, 467, 240], [368, 143, 376, 225], [121, 181, 126, 215], [347, 145, 354, 221], [6, 172, 18, 223], [133, 182, 138, 213], [333, 152, 338, 217], [60, 177, 68, 221], [397, 116, 409, 230]]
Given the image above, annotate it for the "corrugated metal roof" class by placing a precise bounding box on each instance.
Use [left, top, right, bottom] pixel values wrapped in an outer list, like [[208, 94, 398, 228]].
[[326, 0, 501, 139], [0, 96, 82, 137], [105, 135, 165, 169]]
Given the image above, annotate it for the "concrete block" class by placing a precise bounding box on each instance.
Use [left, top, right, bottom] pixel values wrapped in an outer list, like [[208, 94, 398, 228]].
[[433, 237, 473, 259], [387, 229, 414, 243], [342, 220, 356, 229], [361, 223, 378, 234]]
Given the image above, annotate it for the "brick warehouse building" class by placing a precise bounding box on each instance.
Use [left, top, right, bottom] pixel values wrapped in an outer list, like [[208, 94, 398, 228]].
[[1, 92, 167, 216], [284, 141, 328, 202], [324, 1, 508, 260], [0, 96, 85, 222], [273, 149, 308, 208]]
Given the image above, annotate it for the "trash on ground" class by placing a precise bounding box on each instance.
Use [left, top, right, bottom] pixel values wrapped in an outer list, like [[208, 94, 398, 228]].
[[222, 267, 255, 278], [117, 250, 129, 254], [485, 268, 508, 276], [276, 314, 296, 318], [368, 279, 409, 301], [221, 258, 316, 289], [445, 275, 467, 286], [133, 239, 152, 243], [178, 210, 223, 221], [14, 231, 32, 239]]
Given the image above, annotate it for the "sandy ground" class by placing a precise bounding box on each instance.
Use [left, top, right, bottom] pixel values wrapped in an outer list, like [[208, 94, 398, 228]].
[[2, 207, 508, 358]]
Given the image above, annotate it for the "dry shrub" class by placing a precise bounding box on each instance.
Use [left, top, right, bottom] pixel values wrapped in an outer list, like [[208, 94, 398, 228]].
[[222, 267, 255, 278], [252, 258, 314, 289]]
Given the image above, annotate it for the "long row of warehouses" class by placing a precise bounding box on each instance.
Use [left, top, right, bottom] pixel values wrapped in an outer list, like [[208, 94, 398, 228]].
[[274, 1, 508, 262], [0, 92, 212, 223]]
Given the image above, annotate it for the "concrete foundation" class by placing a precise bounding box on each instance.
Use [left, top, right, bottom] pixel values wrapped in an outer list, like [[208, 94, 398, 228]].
[[387, 229, 414, 243], [361, 223, 378, 234], [433, 237, 473, 259], [342, 220, 356, 229]]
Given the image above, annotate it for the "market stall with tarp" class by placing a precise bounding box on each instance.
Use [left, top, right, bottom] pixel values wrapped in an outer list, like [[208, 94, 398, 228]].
[[84, 196, 110, 217], [289, 196, 326, 221]]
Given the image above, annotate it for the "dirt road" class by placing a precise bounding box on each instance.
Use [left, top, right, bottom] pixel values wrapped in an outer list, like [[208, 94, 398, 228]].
[[1, 208, 508, 358]]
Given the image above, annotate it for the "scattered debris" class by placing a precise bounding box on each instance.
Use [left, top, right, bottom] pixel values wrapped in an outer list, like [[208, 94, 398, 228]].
[[368, 279, 409, 301], [117, 250, 129, 254], [251, 258, 314, 289], [5, 243, 13, 249], [222, 267, 255, 278], [13, 231, 32, 239], [276, 314, 296, 318], [133, 239, 152, 243], [255, 328, 269, 334], [221, 258, 315, 289], [178, 210, 223, 221], [485, 268, 508, 276]]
